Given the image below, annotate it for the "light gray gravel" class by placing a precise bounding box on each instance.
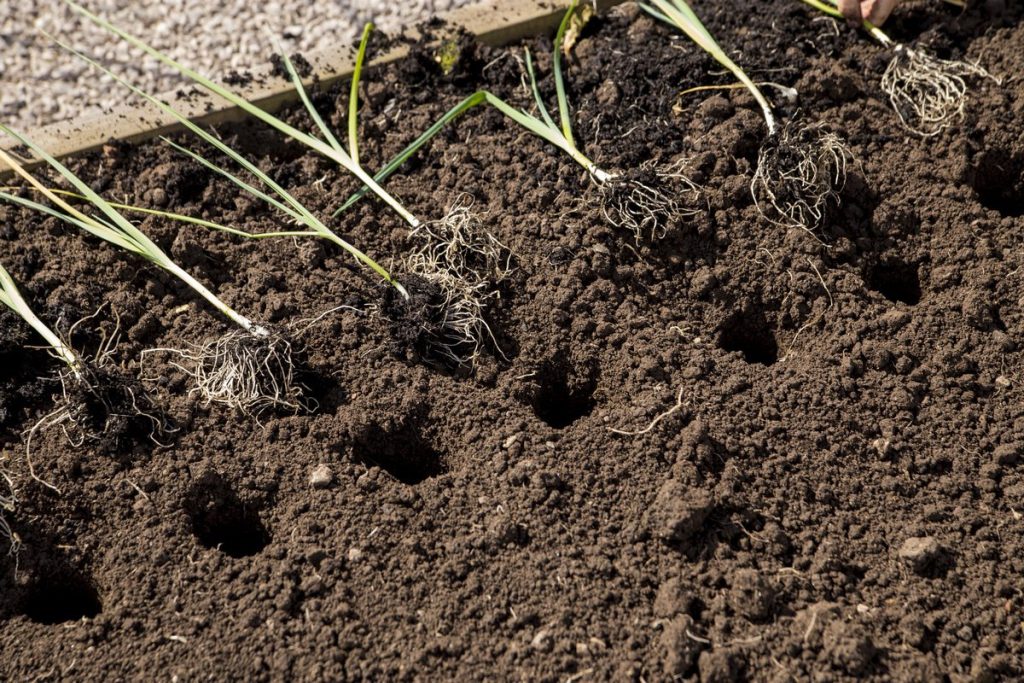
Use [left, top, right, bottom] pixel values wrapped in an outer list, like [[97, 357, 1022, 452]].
[[0, 0, 477, 131]]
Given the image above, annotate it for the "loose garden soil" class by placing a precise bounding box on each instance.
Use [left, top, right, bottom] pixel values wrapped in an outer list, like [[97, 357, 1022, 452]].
[[1, 1, 1023, 680]]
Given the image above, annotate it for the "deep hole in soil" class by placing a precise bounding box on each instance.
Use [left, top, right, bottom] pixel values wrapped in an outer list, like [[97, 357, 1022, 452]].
[[533, 379, 597, 429], [185, 472, 270, 558], [718, 311, 778, 365], [530, 358, 599, 429], [353, 423, 448, 485], [972, 147, 1024, 217], [867, 260, 922, 306], [20, 570, 102, 624]]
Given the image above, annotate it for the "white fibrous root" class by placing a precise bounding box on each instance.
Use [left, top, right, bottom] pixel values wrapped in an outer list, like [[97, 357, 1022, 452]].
[[404, 197, 513, 367], [751, 122, 854, 230], [0, 465, 16, 556], [881, 45, 995, 137], [164, 327, 304, 415], [26, 314, 163, 457], [597, 159, 702, 241]]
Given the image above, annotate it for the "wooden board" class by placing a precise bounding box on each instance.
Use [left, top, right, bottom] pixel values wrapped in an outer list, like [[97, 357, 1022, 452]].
[[0, 0, 625, 173]]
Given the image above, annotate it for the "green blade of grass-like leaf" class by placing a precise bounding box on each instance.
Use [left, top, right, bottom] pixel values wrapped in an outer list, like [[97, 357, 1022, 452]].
[[160, 137, 303, 222], [0, 261, 81, 370], [524, 49, 559, 132], [274, 43, 345, 155], [552, 0, 580, 146], [333, 91, 489, 216], [349, 22, 374, 165], [641, 0, 777, 132]]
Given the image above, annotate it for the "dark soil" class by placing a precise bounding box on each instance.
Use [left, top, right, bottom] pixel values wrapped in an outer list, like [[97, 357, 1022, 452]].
[[2, 1, 1023, 680]]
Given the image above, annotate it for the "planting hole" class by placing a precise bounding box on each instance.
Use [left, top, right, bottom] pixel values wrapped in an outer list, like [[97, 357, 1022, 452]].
[[972, 148, 1024, 217], [867, 260, 921, 306], [718, 311, 778, 365], [186, 472, 269, 558], [532, 361, 597, 429], [20, 570, 101, 624], [354, 424, 448, 485]]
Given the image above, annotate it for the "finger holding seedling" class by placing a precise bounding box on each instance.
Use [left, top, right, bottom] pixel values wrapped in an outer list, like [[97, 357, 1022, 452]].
[[837, 0, 902, 27]]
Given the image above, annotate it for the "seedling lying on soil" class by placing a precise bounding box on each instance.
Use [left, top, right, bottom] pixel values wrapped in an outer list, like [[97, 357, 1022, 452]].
[[279, 25, 512, 366], [0, 127, 300, 415], [337, 1, 699, 241], [641, 0, 853, 229], [797, 0, 995, 137], [519, 0, 700, 240]]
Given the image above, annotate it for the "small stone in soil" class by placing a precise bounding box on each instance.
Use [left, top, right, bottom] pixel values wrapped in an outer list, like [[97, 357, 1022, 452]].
[[897, 536, 943, 572], [530, 628, 553, 652], [309, 464, 334, 489]]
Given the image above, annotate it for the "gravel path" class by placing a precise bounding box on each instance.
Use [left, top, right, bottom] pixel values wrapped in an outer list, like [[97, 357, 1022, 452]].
[[0, 0, 477, 131]]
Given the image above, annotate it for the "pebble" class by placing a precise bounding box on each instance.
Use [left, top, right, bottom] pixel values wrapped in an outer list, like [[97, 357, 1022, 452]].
[[530, 628, 553, 652], [309, 463, 334, 489], [1, 0, 476, 131], [897, 536, 942, 572]]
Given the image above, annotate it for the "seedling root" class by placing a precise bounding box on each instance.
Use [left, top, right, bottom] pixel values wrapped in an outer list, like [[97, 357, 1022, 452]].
[[881, 45, 995, 137], [162, 328, 304, 415], [24, 310, 165, 475], [751, 122, 853, 230], [0, 466, 17, 557], [399, 198, 512, 367], [598, 160, 701, 241]]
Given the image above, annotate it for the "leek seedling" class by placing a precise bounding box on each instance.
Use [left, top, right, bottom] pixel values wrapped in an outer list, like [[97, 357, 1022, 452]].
[[526, 0, 700, 240], [641, 0, 853, 230], [513, 0, 698, 240], [265, 24, 512, 366], [796, 0, 994, 137], [0, 127, 300, 415], [336, 1, 700, 241]]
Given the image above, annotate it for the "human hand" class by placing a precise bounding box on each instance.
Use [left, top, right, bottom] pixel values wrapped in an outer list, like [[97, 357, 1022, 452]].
[[836, 0, 902, 27]]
